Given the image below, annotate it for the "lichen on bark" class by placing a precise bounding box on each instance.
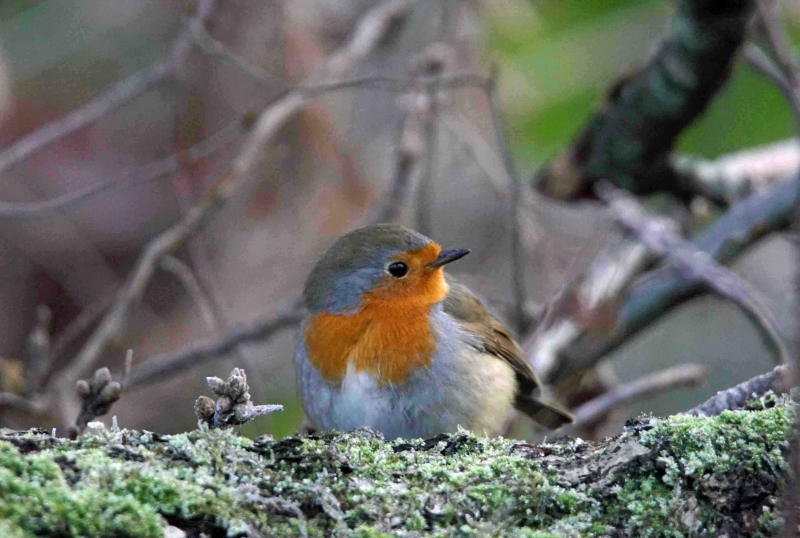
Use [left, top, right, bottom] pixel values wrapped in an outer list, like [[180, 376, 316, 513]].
[[0, 396, 794, 537]]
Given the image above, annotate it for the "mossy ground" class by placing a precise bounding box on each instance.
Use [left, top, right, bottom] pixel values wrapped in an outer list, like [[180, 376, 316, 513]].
[[0, 399, 794, 537]]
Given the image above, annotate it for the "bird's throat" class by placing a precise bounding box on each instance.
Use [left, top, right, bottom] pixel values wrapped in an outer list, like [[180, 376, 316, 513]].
[[305, 300, 437, 385]]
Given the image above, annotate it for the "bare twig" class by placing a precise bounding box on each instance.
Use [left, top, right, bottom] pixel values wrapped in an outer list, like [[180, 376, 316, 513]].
[[0, 74, 488, 221], [560, 364, 706, 436], [0, 0, 214, 177], [755, 0, 800, 91], [299, 72, 491, 96], [0, 391, 46, 415], [159, 255, 218, 333], [550, 171, 800, 384], [686, 364, 791, 417], [189, 17, 282, 86], [48, 294, 115, 372], [441, 111, 509, 199], [416, 86, 438, 236], [368, 78, 429, 224], [412, 43, 452, 236], [128, 307, 304, 389], [0, 116, 243, 221], [597, 182, 791, 366], [48, 0, 419, 416], [522, 222, 618, 348], [50, 187, 227, 403], [487, 66, 529, 333]]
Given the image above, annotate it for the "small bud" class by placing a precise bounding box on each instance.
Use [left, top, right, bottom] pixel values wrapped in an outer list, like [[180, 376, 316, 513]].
[[99, 381, 122, 404], [206, 376, 226, 396], [91, 367, 112, 392], [227, 376, 248, 401], [215, 395, 233, 415], [233, 401, 254, 423], [194, 396, 215, 422], [76, 379, 91, 397]]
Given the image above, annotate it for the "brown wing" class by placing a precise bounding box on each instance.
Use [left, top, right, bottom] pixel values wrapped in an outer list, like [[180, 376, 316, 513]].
[[443, 276, 572, 429]]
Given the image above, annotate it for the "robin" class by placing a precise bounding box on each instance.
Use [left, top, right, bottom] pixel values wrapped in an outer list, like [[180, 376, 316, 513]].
[[295, 224, 572, 440]]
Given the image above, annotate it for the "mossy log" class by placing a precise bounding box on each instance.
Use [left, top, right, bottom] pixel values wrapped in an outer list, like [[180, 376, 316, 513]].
[[0, 399, 794, 537]]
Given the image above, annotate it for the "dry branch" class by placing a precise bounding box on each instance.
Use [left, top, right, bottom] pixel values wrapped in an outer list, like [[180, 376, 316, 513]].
[[540, 172, 800, 385], [127, 307, 304, 389], [159, 255, 218, 333], [487, 68, 530, 333], [0, 116, 243, 221], [597, 183, 791, 366], [189, 17, 281, 87], [0, 0, 214, 177], [556, 364, 707, 438]]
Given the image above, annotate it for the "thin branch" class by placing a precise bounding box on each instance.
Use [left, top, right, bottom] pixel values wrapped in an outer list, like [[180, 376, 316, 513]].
[[0, 391, 46, 415], [411, 42, 452, 236], [755, 0, 800, 89], [522, 222, 618, 347], [127, 308, 304, 389], [189, 17, 283, 86], [0, 73, 489, 222], [743, 43, 800, 132], [48, 294, 115, 371], [561, 364, 706, 436], [0, 116, 243, 221], [441, 112, 508, 199], [487, 66, 530, 333], [416, 86, 437, 236], [159, 255, 218, 333], [597, 182, 791, 366], [686, 364, 791, 417], [548, 171, 800, 384], [298, 72, 491, 96], [0, 0, 214, 176], [368, 80, 429, 224]]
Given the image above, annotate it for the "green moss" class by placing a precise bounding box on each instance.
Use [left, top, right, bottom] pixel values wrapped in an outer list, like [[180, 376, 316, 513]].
[[0, 402, 794, 537], [590, 404, 794, 537]]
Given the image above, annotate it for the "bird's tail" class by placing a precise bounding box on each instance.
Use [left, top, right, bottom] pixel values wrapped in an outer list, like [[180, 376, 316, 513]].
[[515, 395, 573, 430]]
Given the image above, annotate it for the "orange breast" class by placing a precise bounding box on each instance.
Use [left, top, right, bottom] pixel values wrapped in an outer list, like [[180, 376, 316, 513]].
[[304, 300, 438, 385], [304, 243, 450, 385]]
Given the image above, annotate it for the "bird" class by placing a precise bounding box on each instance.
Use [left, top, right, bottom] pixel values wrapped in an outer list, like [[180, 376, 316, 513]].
[[295, 223, 572, 440]]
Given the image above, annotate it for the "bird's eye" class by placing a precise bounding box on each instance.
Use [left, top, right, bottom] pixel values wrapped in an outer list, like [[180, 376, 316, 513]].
[[387, 262, 409, 278]]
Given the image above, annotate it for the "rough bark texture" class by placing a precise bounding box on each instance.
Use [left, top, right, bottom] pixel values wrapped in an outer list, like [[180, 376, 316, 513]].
[[0, 395, 795, 537]]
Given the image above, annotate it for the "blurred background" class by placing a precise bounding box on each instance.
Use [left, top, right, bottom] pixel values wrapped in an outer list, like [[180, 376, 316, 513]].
[[0, 0, 796, 440]]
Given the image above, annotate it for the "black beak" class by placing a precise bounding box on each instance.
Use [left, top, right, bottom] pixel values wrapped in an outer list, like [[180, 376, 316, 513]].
[[427, 248, 470, 268]]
